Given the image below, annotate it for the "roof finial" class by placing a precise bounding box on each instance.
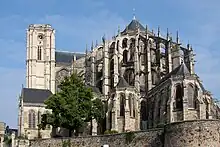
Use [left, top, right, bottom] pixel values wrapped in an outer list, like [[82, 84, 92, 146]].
[[118, 25, 120, 35], [176, 31, 179, 44], [157, 26, 160, 37], [95, 40, 98, 47], [91, 41, 94, 51], [166, 28, 169, 40], [133, 8, 136, 20]]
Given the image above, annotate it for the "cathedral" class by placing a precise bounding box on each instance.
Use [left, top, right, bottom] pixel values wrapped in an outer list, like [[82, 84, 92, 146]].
[[18, 17, 220, 139]]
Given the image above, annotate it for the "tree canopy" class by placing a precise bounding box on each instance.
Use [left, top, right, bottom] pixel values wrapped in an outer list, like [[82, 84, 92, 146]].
[[39, 72, 105, 136]]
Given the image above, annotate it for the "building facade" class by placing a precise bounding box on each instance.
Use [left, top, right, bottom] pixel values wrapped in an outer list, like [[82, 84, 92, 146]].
[[18, 17, 220, 139]]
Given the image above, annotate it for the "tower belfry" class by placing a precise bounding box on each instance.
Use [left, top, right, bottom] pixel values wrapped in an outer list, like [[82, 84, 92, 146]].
[[26, 24, 56, 93]]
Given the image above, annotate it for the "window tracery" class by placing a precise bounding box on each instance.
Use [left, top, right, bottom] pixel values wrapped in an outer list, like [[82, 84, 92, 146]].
[[28, 110, 36, 129]]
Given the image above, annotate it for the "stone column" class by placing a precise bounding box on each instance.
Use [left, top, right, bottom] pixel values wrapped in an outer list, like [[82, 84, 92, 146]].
[[136, 93, 141, 130], [124, 90, 130, 131], [0, 136, 3, 147], [113, 40, 119, 87], [11, 131, 15, 147], [145, 29, 152, 91], [92, 119, 97, 135], [183, 81, 189, 121], [172, 32, 182, 69], [166, 31, 172, 73], [111, 94, 118, 131], [189, 46, 195, 75], [134, 35, 140, 92], [102, 41, 110, 96], [91, 53, 96, 86]]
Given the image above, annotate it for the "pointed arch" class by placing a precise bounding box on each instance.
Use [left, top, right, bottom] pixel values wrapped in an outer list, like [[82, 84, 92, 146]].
[[124, 69, 135, 86], [110, 42, 115, 54], [175, 84, 183, 110], [188, 83, 196, 109], [28, 109, 36, 129], [110, 59, 114, 88], [123, 50, 128, 63], [120, 93, 126, 116], [122, 38, 128, 48]]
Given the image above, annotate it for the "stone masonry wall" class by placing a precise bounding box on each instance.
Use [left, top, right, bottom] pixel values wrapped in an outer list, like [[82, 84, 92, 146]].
[[29, 120, 220, 147], [164, 119, 220, 147], [30, 129, 164, 147]]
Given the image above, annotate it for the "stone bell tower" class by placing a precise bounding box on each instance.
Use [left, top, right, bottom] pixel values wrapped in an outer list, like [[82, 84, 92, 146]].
[[26, 24, 56, 93]]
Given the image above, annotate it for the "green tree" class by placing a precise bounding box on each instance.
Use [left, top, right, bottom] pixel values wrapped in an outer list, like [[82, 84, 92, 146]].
[[39, 72, 105, 136]]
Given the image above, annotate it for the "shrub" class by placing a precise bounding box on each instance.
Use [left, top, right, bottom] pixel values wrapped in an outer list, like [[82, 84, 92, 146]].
[[104, 130, 118, 134]]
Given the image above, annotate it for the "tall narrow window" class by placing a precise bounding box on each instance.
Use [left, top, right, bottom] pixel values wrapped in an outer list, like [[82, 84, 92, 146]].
[[188, 84, 196, 109], [133, 97, 135, 117], [175, 84, 183, 110], [123, 50, 128, 63], [28, 110, 36, 129], [37, 46, 42, 60], [120, 94, 125, 116]]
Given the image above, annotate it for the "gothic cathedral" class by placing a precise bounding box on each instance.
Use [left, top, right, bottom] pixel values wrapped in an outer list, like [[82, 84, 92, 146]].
[[18, 18, 220, 139]]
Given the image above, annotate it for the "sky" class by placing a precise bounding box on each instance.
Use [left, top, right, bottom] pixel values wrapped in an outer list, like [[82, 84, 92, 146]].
[[0, 0, 220, 128]]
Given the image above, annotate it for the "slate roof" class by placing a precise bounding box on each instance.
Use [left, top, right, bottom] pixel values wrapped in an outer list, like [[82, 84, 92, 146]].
[[159, 62, 190, 84], [122, 19, 145, 33], [86, 85, 101, 94], [22, 88, 52, 104], [55, 51, 85, 64], [117, 76, 130, 88]]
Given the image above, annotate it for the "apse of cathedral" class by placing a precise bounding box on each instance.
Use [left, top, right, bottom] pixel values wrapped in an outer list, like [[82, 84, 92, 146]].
[[18, 18, 220, 139]]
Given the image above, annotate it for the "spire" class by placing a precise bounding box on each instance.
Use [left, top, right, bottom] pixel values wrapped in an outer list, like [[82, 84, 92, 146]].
[[85, 44, 88, 55], [157, 26, 160, 37], [95, 40, 98, 47], [102, 34, 106, 44], [91, 41, 94, 51], [118, 25, 120, 35], [176, 31, 179, 44], [166, 28, 169, 40], [133, 8, 136, 20], [187, 41, 190, 50]]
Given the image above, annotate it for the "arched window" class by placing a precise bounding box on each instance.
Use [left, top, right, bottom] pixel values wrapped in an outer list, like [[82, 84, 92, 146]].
[[122, 38, 128, 48], [130, 38, 135, 49], [38, 111, 42, 125], [188, 84, 196, 108], [130, 48, 135, 62], [28, 110, 36, 129], [110, 59, 114, 89], [110, 42, 115, 54], [157, 99, 161, 122], [124, 69, 134, 86], [133, 97, 135, 117], [175, 84, 183, 110], [45, 111, 51, 129], [116, 41, 119, 51], [120, 94, 126, 116], [151, 70, 158, 85], [141, 101, 147, 121], [37, 46, 42, 60], [129, 95, 132, 116], [123, 50, 128, 63]]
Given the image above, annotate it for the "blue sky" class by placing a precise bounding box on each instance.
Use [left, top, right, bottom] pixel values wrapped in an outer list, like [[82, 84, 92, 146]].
[[0, 0, 220, 128]]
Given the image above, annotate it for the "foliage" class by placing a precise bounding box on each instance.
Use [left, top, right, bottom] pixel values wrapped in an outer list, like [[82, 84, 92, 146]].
[[124, 131, 135, 144], [104, 130, 118, 135], [16, 135, 28, 140], [62, 139, 71, 147], [39, 72, 105, 136], [3, 135, 12, 145], [91, 98, 106, 124]]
